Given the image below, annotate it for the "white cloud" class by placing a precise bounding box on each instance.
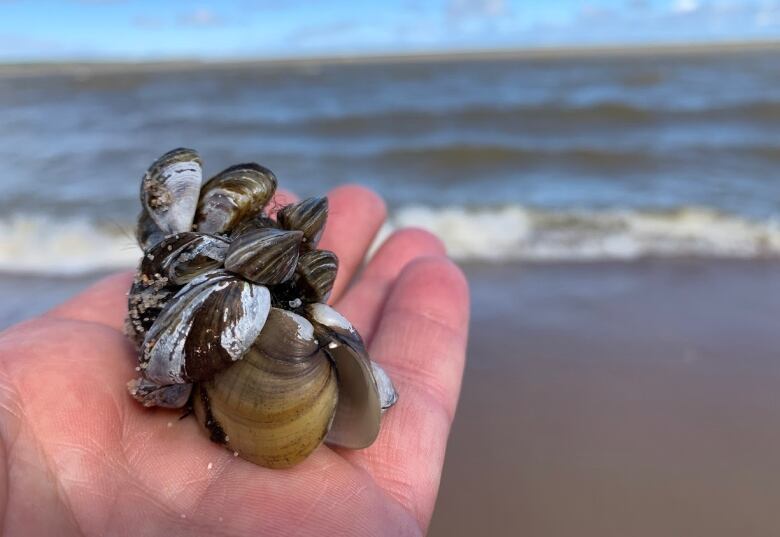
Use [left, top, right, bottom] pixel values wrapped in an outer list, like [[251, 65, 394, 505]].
[[672, 0, 700, 13]]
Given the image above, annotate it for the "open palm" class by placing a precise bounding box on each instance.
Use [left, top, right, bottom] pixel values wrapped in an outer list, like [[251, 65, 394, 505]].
[[0, 186, 469, 537]]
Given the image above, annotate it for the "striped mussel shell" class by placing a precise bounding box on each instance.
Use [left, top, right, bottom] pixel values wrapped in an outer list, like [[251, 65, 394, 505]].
[[194, 163, 277, 235], [128, 378, 193, 409], [135, 210, 167, 251], [228, 213, 280, 238], [126, 232, 230, 347], [294, 249, 338, 303], [142, 232, 230, 286], [276, 197, 328, 250], [139, 147, 202, 238], [127, 149, 397, 469], [224, 227, 303, 285], [138, 271, 271, 385]]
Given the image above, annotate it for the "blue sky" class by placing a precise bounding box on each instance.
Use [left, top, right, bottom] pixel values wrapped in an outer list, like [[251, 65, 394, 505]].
[[1, 0, 779, 60]]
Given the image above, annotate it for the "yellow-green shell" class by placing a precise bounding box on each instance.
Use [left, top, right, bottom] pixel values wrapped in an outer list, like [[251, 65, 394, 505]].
[[193, 344, 338, 468]]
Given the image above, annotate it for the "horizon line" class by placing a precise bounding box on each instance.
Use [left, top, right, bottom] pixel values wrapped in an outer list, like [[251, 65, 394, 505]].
[[2, 38, 779, 72]]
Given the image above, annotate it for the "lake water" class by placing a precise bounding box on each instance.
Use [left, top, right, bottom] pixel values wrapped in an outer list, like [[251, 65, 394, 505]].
[[1, 49, 779, 271]]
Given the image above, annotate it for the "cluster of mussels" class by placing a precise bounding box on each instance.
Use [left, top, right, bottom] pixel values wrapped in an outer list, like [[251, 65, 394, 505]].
[[126, 148, 397, 469]]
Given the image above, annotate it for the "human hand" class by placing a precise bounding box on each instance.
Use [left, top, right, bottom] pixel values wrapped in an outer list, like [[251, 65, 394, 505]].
[[0, 186, 470, 536]]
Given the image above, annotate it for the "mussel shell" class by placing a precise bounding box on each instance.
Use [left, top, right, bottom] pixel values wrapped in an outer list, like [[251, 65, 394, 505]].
[[126, 272, 175, 348], [127, 149, 397, 466], [254, 308, 319, 360], [141, 271, 271, 384], [305, 303, 385, 449], [142, 232, 230, 286], [141, 148, 202, 235], [370, 361, 398, 411], [224, 228, 303, 285], [229, 214, 280, 239], [194, 163, 277, 235], [193, 344, 338, 469], [135, 210, 166, 251], [126, 233, 229, 347], [276, 197, 328, 250], [295, 249, 338, 303], [127, 378, 192, 408]]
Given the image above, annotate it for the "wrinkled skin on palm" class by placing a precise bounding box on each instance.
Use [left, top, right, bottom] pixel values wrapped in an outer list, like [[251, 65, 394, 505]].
[[126, 148, 397, 468]]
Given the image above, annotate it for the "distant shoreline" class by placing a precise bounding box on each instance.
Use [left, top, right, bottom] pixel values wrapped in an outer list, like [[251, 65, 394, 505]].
[[2, 39, 780, 76]]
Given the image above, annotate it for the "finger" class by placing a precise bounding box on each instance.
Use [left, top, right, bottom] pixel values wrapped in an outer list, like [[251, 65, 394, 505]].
[[335, 228, 446, 341], [343, 256, 470, 531], [45, 189, 299, 333], [318, 185, 386, 302]]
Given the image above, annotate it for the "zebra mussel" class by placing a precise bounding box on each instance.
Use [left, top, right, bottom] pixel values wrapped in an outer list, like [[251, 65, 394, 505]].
[[126, 148, 397, 468]]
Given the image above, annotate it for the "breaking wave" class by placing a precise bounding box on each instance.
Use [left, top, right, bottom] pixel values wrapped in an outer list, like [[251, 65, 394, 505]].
[[1, 205, 780, 276], [0, 216, 141, 275], [380, 205, 780, 262]]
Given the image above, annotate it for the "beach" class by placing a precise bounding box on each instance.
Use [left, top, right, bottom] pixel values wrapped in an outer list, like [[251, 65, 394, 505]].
[[1, 259, 779, 535], [434, 259, 780, 536], [1, 44, 780, 535]]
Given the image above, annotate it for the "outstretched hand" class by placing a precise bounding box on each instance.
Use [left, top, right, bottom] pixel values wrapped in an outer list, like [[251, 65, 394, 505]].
[[0, 186, 469, 536]]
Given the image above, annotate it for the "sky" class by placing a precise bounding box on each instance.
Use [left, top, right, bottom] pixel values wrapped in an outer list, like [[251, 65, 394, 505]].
[[1, 0, 779, 61]]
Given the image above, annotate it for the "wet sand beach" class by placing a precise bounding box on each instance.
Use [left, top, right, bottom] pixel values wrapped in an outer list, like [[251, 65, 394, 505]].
[[0, 272, 106, 328], [2, 259, 779, 535], [431, 260, 780, 536]]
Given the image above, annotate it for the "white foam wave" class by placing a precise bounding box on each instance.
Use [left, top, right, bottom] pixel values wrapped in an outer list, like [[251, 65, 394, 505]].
[[378, 205, 780, 262], [0, 216, 141, 275], [1, 206, 780, 276]]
